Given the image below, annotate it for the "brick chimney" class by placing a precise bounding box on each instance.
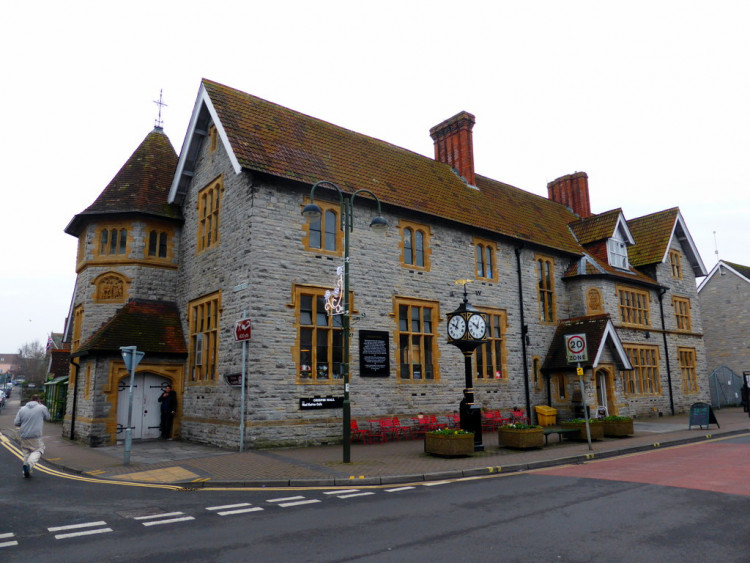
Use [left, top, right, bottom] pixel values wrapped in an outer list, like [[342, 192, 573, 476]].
[[547, 172, 592, 218], [430, 111, 476, 186]]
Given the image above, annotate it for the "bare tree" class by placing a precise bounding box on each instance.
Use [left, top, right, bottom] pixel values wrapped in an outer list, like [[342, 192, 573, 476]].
[[17, 340, 47, 385]]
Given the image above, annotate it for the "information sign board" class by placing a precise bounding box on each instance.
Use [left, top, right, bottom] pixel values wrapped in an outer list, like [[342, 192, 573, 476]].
[[234, 318, 252, 342], [359, 330, 390, 377], [299, 396, 344, 410], [688, 402, 720, 430], [565, 333, 588, 363]]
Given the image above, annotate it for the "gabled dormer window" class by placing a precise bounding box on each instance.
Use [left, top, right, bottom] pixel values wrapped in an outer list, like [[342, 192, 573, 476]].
[[607, 236, 628, 269]]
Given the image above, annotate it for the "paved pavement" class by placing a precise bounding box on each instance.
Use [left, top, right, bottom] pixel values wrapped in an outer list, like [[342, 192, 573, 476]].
[[2, 396, 749, 488]]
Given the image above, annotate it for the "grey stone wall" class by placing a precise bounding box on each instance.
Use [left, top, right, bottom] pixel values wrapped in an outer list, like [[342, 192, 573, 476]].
[[699, 266, 750, 377]]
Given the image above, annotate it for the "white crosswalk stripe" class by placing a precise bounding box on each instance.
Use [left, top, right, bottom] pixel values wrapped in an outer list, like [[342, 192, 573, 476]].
[[0, 532, 18, 548], [385, 486, 416, 492], [48, 521, 113, 540], [267, 495, 321, 508], [134, 512, 195, 526], [206, 503, 263, 516]]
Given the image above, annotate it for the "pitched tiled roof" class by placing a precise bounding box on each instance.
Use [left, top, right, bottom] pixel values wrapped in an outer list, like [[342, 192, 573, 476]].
[[73, 300, 186, 357], [542, 314, 630, 371], [563, 243, 660, 287], [66, 128, 182, 236], [569, 209, 622, 245], [724, 261, 750, 280], [626, 208, 679, 267], [202, 79, 583, 255], [49, 348, 71, 379]]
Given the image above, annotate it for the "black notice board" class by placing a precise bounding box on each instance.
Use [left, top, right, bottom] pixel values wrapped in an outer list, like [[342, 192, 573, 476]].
[[359, 330, 390, 377], [299, 396, 344, 410], [688, 402, 720, 430]]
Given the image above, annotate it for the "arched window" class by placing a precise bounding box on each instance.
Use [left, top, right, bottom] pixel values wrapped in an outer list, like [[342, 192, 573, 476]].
[[148, 230, 169, 258], [403, 228, 414, 265], [98, 227, 128, 256]]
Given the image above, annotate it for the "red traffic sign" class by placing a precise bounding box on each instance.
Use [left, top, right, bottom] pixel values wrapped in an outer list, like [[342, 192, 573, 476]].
[[564, 333, 588, 363], [234, 318, 252, 342]]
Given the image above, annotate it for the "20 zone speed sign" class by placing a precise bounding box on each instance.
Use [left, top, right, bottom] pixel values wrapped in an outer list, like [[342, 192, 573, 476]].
[[565, 333, 588, 363]]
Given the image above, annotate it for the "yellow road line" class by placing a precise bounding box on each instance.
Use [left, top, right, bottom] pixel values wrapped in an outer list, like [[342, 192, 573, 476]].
[[0, 433, 183, 490]]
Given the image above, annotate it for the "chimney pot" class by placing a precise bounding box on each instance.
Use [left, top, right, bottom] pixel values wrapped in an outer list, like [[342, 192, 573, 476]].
[[547, 171, 592, 218], [430, 111, 476, 186]]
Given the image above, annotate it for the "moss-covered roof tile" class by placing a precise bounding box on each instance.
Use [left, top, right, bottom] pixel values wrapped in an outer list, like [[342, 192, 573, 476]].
[[627, 208, 679, 267], [203, 79, 583, 255], [73, 300, 186, 357], [66, 128, 182, 236]]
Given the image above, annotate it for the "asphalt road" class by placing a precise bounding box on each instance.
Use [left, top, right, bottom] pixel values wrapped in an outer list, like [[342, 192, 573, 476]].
[[1, 434, 749, 562]]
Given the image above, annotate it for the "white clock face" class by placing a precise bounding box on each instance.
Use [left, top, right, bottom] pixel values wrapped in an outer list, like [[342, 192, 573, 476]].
[[468, 314, 487, 339], [447, 315, 466, 340]]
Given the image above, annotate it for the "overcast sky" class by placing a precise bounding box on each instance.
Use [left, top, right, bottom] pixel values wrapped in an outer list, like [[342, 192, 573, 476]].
[[2, 1, 748, 353]]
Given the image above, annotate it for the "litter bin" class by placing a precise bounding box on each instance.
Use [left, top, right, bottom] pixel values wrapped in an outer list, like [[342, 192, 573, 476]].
[[535, 405, 557, 426]]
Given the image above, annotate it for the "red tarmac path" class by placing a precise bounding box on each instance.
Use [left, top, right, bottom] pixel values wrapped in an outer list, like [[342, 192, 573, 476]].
[[537, 435, 750, 496]]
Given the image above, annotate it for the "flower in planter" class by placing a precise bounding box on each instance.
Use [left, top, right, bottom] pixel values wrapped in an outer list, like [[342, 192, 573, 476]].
[[500, 423, 541, 430], [602, 415, 632, 422], [427, 428, 473, 436], [564, 418, 601, 424]]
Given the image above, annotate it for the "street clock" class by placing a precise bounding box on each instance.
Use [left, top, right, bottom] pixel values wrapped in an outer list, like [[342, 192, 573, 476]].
[[446, 284, 488, 354]]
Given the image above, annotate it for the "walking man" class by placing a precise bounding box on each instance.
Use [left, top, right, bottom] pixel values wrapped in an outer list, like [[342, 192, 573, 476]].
[[14, 394, 50, 478], [158, 384, 178, 439]]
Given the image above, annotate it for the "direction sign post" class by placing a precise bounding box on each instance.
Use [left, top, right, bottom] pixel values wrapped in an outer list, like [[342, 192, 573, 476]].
[[235, 315, 251, 452], [564, 334, 592, 450], [120, 346, 145, 465]]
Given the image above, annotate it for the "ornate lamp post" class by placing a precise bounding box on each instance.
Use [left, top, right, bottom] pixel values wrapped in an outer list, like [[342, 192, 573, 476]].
[[302, 180, 388, 463], [446, 281, 488, 451]]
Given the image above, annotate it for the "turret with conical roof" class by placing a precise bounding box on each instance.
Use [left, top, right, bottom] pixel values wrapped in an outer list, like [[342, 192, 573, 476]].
[[64, 126, 184, 355]]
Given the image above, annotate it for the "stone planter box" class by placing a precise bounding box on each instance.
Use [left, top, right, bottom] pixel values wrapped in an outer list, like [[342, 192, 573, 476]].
[[561, 421, 604, 441], [603, 419, 634, 437], [424, 433, 474, 457], [498, 427, 544, 449]]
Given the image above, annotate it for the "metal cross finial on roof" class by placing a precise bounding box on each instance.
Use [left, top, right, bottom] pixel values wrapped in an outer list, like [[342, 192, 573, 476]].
[[153, 89, 167, 128]]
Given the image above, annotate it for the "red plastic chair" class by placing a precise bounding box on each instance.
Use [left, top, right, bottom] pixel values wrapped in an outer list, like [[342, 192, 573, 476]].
[[429, 414, 447, 430], [379, 418, 397, 441], [510, 409, 529, 424], [482, 410, 499, 431], [391, 417, 411, 440], [366, 420, 388, 443], [350, 420, 369, 443], [411, 416, 429, 439]]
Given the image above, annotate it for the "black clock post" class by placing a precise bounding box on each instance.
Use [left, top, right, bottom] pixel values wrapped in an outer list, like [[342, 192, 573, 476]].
[[446, 283, 488, 452]]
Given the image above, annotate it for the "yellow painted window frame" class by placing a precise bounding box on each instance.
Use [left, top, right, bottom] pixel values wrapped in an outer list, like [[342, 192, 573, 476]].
[[669, 249, 683, 279], [94, 221, 131, 259], [84, 364, 91, 400], [300, 199, 343, 256], [473, 237, 498, 282], [196, 176, 223, 253], [398, 220, 432, 271], [532, 356, 543, 390], [535, 254, 556, 324], [72, 305, 84, 352], [672, 296, 692, 331], [393, 296, 440, 382], [188, 291, 222, 383], [146, 225, 174, 262], [209, 124, 218, 153], [553, 372, 569, 401], [290, 284, 346, 383], [617, 285, 651, 328], [623, 344, 661, 396], [473, 308, 507, 381], [678, 347, 699, 394]]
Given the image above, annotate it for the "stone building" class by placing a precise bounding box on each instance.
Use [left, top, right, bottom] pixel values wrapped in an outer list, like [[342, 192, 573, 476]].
[[62, 79, 710, 448], [698, 260, 750, 378]]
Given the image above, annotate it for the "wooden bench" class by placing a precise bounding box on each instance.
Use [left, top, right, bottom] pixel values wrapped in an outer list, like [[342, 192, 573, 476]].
[[542, 426, 579, 445]]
